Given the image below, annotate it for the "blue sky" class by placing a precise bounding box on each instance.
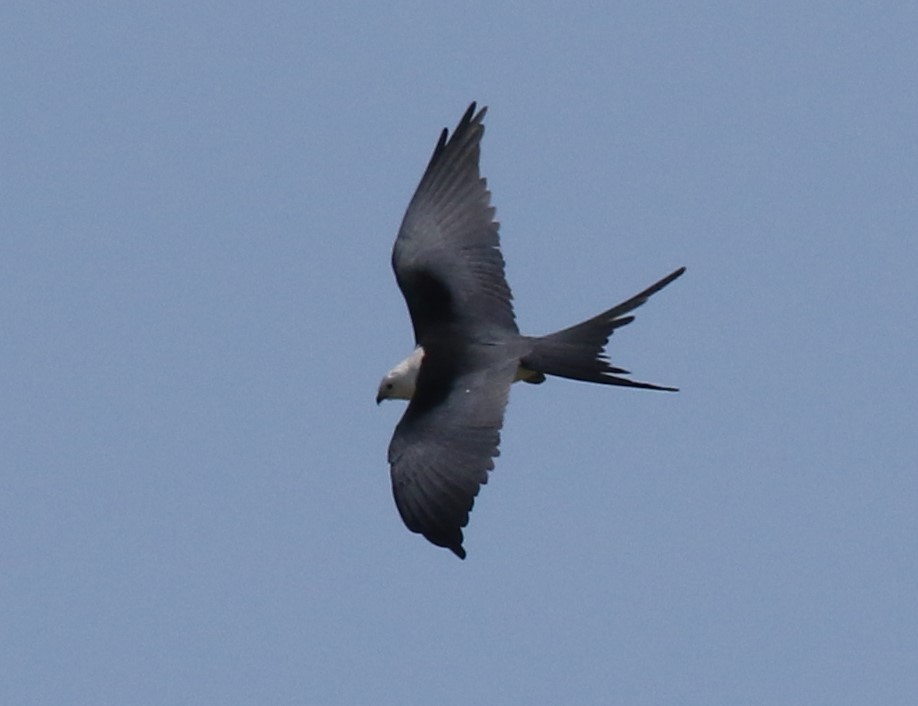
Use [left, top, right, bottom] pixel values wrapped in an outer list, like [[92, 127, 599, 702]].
[[3, 2, 917, 704]]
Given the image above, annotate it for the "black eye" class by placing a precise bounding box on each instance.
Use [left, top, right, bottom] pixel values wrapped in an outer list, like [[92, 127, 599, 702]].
[[386, 383, 394, 390]]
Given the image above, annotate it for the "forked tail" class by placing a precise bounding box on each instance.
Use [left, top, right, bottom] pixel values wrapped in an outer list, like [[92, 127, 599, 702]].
[[521, 267, 685, 391]]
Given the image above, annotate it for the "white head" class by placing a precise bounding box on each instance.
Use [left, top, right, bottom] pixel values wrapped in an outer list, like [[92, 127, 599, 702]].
[[376, 346, 424, 404]]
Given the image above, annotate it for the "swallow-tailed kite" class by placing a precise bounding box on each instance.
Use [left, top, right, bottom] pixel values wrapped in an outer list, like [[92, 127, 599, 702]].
[[378, 103, 684, 558]]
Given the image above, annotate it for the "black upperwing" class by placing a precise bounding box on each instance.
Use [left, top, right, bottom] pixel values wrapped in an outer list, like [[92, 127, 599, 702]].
[[391, 103, 518, 345]]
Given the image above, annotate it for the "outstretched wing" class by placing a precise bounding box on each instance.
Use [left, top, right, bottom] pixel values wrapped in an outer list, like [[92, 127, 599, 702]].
[[388, 351, 518, 559], [392, 103, 518, 343]]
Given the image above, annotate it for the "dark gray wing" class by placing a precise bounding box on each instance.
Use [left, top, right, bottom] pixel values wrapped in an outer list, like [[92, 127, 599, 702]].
[[392, 103, 518, 343], [388, 350, 518, 559]]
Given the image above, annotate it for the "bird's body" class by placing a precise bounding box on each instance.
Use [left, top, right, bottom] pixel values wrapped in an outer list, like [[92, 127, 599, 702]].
[[377, 345, 544, 403], [379, 103, 684, 558]]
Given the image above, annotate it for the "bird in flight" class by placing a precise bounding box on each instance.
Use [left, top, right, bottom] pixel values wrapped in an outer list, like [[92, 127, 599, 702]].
[[377, 103, 684, 559]]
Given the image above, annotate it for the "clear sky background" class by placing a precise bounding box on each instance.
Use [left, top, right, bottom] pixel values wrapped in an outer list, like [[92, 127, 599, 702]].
[[3, 3, 917, 705]]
